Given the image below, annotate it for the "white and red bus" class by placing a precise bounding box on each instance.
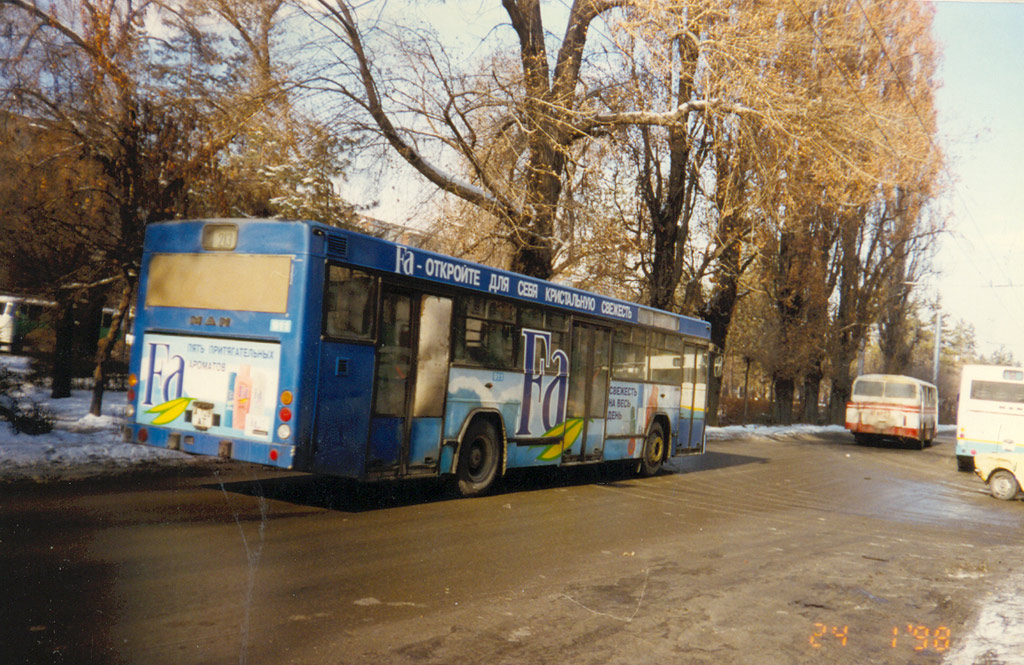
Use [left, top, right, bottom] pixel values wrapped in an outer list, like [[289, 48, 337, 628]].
[[845, 374, 938, 449]]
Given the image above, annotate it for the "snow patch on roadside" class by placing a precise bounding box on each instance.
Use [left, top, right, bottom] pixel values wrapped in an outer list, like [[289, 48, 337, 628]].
[[0, 356, 191, 481], [943, 571, 1024, 665]]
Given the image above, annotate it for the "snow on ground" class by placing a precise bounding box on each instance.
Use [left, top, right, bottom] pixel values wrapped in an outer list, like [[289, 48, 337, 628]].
[[943, 574, 1024, 665], [0, 356, 193, 481]]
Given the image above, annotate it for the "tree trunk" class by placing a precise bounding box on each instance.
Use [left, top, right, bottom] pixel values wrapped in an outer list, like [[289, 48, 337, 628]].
[[90, 278, 135, 416], [829, 363, 853, 424], [801, 368, 822, 424], [773, 375, 795, 425], [50, 296, 76, 399], [702, 247, 740, 428]]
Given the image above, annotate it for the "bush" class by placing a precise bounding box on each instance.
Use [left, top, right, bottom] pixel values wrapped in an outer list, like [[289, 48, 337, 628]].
[[0, 363, 55, 434]]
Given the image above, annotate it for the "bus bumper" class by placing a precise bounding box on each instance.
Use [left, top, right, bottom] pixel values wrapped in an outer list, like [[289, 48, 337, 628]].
[[123, 424, 295, 469]]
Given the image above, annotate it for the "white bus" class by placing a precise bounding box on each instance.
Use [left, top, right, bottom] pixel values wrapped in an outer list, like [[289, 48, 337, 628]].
[[0, 296, 24, 353], [845, 374, 938, 449], [956, 364, 1024, 471]]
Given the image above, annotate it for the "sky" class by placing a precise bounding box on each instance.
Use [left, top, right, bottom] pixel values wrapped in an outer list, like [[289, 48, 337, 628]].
[[930, 0, 1024, 361]]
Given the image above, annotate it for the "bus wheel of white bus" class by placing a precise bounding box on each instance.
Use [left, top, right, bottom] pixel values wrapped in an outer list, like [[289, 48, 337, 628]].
[[956, 455, 974, 473], [988, 470, 1021, 501], [457, 419, 501, 497], [638, 423, 665, 477]]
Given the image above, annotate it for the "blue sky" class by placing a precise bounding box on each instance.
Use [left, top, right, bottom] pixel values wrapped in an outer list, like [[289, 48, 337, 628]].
[[930, 0, 1024, 360]]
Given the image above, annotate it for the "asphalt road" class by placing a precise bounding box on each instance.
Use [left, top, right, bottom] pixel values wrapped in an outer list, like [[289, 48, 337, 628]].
[[3, 430, 1022, 665]]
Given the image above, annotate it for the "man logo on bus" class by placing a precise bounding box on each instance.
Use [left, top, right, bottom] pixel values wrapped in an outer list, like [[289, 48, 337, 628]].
[[516, 329, 569, 436]]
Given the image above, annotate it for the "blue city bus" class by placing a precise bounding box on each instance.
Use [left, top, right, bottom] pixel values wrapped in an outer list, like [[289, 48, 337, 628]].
[[123, 219, 711, 495]]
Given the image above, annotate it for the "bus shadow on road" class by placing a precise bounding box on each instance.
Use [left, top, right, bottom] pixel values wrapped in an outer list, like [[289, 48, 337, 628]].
[[207, 450, 768, 512], [206, 474, 458, 512], [667, 449, 770, 473], [852, 437, 934, 451]]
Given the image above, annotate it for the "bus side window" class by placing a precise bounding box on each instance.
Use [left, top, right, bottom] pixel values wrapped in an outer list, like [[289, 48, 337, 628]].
[[453, 296, 516, 369], [324, 266, 376, 340], [648, 332, 683, 384], [612, 328, 647, 381]]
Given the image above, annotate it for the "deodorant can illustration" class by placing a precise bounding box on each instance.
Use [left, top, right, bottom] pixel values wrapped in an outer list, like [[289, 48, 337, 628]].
[[223, 371, 237, 428], [234, 365, 252, 431]]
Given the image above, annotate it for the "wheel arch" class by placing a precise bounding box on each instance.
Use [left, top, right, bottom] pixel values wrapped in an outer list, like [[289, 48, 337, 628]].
[[452, 408, 507, 477], [651, 413, 672, 460]]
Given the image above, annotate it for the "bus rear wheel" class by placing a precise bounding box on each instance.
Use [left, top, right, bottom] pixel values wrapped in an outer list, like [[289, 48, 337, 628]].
[[988, 470, 1021, 501], [457, 419, 501, 497], [638, 423, 665, 477]]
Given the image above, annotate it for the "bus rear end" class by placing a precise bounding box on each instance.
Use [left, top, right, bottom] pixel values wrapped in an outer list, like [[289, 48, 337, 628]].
[[845, 374, 936, 448], [956, 364, 1024, 471], [123, 220, 313, 470]]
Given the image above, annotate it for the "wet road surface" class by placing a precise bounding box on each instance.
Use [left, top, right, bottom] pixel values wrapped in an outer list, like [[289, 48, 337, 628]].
[[2, 430, 1022, 664]]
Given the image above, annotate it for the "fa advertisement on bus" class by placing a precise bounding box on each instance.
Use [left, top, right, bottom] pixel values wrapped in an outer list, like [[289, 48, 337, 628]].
[[135, 333, 280, 441]]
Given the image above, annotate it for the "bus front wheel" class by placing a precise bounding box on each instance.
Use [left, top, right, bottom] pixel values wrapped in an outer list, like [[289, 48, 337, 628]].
[[457, 419, 501, 497], [638, 423, 665, 477], [988, 470, 1021, 501]]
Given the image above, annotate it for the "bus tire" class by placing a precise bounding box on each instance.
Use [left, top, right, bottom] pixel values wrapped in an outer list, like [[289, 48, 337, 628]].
[[956, 455, 974, 472], [988, 470, 1020, 501], [638, 423, 665, 477], [457, 419, 501, 497]]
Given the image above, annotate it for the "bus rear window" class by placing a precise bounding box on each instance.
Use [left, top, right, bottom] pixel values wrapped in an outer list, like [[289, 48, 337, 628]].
[[884, 382, 917, 398], [146, 254, 291, 312], [971, 380, 1024, 404], [853, 380, 883, 397]]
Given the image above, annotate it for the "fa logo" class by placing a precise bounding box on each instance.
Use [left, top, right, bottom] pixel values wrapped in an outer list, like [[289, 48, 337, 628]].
[[516, 329, 569, 436], [142, 342, 185, 405], [395, 247, 415, 276]]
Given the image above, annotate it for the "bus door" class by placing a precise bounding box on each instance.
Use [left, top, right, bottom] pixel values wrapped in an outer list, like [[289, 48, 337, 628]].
[[564, 322, 611, 462], [314, 267, 377, 476], [678, 344, 707, 452], [369, 287, 452, 476]]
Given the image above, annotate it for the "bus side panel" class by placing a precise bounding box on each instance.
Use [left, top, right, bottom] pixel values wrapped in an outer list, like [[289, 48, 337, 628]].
[[603, 435, 642, 461], [409, 418, 443, 468], [660, 385, 682, 449], [604, 381, 682, 461], [312, 341, 375, 477], [606, 381, 647, 437], [445, 367, 564, 468], [581, 420, 606, 460]]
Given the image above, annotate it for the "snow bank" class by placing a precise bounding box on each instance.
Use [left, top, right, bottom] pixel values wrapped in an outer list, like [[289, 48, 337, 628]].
[[0, 356, 191, 481]]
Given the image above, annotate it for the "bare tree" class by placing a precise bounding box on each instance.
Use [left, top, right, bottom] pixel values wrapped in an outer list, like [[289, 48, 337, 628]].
[[0, 0, 295, 411], [308, 0, 763, 280]]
